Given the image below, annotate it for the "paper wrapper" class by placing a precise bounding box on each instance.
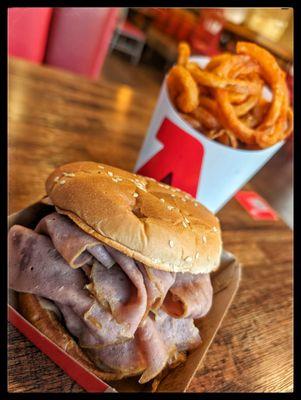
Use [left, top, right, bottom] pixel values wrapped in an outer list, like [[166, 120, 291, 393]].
[[134, 56, 283, 214], [8, 201, 241, 393]]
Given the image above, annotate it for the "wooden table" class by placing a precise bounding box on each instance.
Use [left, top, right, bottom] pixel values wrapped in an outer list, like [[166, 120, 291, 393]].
[[8, 58, 293, 393], [223, 20, 293, 64]]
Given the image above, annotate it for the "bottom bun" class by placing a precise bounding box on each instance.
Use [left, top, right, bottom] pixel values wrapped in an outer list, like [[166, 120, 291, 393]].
[[17, 293, 139, 382]]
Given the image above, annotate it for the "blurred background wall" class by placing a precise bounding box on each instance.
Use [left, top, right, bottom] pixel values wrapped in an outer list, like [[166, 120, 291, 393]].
[[8, 7, 293, 227]]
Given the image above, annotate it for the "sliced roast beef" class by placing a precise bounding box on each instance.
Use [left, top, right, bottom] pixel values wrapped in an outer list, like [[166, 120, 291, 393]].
[[8, 225, 140, 346], [8, 214, 213, 384], [153, 309, 202, 352], [9, 225, 92, 312], [137, 314, 171, 384], [103, 246, 148, 326], [137, 262, 176, 310], [35, 213, 115, 269], [137, 310, 201, 383], [162, 272, 213, 319], [56, 302, 101, 347], [77, 309, 201, 383], [88, 260, 146, 335], [86, 336, 147, 375]]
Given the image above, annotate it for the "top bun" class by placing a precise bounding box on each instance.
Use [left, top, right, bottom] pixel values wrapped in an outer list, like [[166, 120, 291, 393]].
[[46, 162, 222, 274]]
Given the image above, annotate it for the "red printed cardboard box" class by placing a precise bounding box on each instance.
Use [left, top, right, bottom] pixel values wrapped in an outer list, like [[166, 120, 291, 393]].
[[8, 200, 241, 392]]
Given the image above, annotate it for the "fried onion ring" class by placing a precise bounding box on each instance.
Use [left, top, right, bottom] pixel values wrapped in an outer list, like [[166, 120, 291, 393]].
[[177, 42, 190, 67], [207, 129, 238, 148], [214, 44, 292, 146], [190, 106, 221, 130], [198, 96, 218, 114], [234, 93, 261, 117], [187, 62, 262, 95], [205, 53, 232, 71], [255, 82, 292, 148], [237, 42, 286, 128], [167, 41, 293, 149], [167, 65, 199, 113], [179, 113, 202, 130], [217, 130, 238, 148], [228, 92, 249, 105]]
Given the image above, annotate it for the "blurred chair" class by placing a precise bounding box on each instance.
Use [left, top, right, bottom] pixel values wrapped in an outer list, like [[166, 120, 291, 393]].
[[110, 9, 146, 65], [153, 8, 169, 30], [176, 12, 197, 42], [164, 9, 183, 36], [44, 8, 118, 79], [190, 9, 225, 56], [8, 7, 53, 63]]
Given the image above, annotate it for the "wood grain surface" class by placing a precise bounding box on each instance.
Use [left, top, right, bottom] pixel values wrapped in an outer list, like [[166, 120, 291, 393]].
[[8, 58, 293, 393]]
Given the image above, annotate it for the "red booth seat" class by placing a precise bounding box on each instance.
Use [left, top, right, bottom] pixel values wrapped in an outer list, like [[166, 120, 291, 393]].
[[8, 7, 53, 63], [44, 8, 118, 79]]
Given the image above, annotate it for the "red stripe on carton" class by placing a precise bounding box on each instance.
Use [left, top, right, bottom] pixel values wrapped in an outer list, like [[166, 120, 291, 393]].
[[8, 305, 113, 393]]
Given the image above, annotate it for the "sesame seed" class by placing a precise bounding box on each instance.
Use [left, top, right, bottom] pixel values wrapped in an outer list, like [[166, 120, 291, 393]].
[[108, 171, 113, 177], [182, 198, 187, 202], [184, 195, 190, 200], [158, 183, 165, 188], [171, 194, 176, 198], [98, 165, 104, 169], [59, 180, 66, 185], [112, 178, 119, 182], [136, 183, 147, 192], [63, 172, 75, 177], [169, 240, 174, 248], [54, 176, 60, 182], [133, 192, 139, 198], [182, 221, 188, 228], [202, 235, 207, 243], [167, 205, 174, 211], [212, 226, 218, 232], [160, 198, 165, 203], [196, 252, 200, 260], [194, 202, 198, 207], [184, 217, 190, 224], [185, 256, 192, 263]]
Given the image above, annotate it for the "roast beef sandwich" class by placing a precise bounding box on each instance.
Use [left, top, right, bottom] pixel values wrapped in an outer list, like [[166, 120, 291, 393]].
[[8, 161, 222, 385]]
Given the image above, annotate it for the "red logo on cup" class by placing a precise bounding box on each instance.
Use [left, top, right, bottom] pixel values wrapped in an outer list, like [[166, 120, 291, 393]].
[[137, 118, 204, 197]]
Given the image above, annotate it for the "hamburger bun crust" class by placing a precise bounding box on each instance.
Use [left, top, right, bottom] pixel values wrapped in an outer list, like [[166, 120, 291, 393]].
[[46, 162, 222, 274]]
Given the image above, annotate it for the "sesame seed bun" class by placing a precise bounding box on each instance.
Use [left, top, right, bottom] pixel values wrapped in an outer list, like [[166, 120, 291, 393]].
[[46, 161, 222, 274]]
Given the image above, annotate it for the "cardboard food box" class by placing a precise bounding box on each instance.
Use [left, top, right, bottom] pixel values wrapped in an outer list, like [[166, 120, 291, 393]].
[[8, 201, 241, 393], [134, 56, 283, 214]]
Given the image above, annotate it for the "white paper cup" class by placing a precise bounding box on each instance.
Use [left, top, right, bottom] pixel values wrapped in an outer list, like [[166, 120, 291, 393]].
[[134, 57, 283, 214]]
